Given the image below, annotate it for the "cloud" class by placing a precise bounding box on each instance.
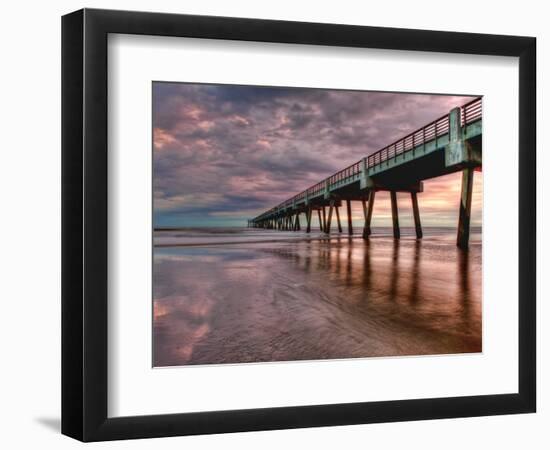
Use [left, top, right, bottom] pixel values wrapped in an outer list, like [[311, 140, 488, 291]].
[[152, 82, 479, 227]]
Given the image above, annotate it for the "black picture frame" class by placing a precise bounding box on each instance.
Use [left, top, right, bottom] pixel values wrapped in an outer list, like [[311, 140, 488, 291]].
[[62, 8, 536, 442]]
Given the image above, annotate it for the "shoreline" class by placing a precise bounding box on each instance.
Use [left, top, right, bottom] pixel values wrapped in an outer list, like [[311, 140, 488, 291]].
[[154, 233, 482, 248]]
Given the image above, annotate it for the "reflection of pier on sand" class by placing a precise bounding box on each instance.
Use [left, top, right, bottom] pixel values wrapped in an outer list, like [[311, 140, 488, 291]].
[[153, 232, 481, 367]]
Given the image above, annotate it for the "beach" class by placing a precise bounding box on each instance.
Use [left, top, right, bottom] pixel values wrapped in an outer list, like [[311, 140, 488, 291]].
[[153, 227, 481, 367]]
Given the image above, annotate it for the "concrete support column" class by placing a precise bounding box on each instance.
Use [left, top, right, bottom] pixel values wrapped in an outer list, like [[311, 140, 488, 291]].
[[411, 192, 422, 239], [335, 206, 342, 232], [317, 209, 322, 232], [326, 202, 334, 234], [346, 199, 353, 235], [296, 213, 301, 231], [457, 167, 474, 249], [361, 197, 368, 239], [390, 191, 400, 239], [306, 207, 312, 233], [365, 190, 375, 237], [322, 207, 327, 233]]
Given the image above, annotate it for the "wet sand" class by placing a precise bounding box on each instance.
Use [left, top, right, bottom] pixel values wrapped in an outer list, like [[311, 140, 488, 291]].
[[153, 230, 481, 367]]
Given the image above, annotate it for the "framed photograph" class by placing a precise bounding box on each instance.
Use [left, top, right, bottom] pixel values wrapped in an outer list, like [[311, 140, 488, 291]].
[[61, 8, 536, 441]]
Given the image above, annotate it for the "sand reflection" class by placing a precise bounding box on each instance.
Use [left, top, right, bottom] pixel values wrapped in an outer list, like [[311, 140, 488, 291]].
[[153, 235, 481, 366]]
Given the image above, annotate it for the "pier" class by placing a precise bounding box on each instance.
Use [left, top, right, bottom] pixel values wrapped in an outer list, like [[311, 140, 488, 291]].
[[248, 97, 482, 249]]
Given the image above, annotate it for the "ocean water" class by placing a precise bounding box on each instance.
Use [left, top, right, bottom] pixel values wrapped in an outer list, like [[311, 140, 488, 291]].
[[153, 227, 481, 367]]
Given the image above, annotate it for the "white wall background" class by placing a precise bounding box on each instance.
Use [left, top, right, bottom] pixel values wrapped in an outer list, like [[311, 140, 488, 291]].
[[0, 1, 546, 448]]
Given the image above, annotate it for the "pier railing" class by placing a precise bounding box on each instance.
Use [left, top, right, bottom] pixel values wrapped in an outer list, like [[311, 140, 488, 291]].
[[253, 97, 482, 221]]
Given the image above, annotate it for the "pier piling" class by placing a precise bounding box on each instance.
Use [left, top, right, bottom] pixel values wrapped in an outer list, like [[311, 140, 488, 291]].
[[326, 202, 334, 234], [411, 192, 423, 239], [457, 167, 474, 249], [346, 199, 353, 235], [390, 191, 400, 239], [361, 197, 368, 239], [365, 190, 375, 237], [335, 206, 342, 232]]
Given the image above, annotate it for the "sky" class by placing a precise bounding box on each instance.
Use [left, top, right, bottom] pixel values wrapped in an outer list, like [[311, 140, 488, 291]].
[[153, 83, 481, 228]]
